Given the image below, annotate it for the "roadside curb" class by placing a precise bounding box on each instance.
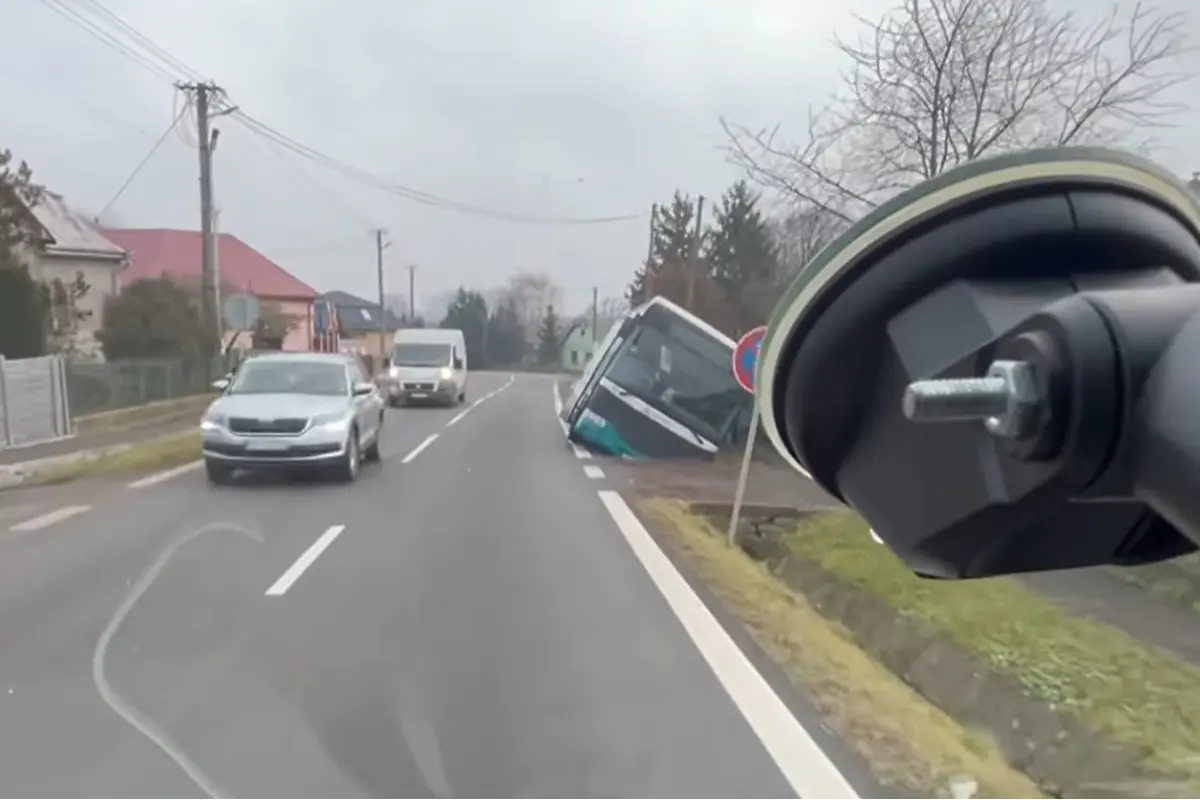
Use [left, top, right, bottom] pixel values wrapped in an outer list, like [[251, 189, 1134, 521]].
[[0, 427, 197, 490]]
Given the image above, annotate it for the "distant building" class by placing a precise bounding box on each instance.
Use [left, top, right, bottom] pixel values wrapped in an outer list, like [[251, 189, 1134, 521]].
[[22, 192, 128, 359], [319, 290, 407, 362], [103, 228, 317, 352]]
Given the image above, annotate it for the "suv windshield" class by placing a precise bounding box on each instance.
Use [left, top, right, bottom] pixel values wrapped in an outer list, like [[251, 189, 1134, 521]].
[[230, 360, 348, 396], [393, 343, 451, 367]]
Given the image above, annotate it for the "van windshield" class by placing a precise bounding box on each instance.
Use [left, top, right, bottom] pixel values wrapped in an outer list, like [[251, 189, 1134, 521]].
[[392, 343, 452, 367]]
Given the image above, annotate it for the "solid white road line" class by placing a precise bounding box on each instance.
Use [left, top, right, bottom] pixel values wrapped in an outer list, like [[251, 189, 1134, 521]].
[[127, 460, 203, 489], [552, 379, 563, 415], [10, 505, 92, 532], [596, 491, 859, 799], [265, 524, 345, 596], [571, 444, 592, 459], [446, 409, 470, 427], [583, 465, 605, 480], [402, 434, 439, 464]]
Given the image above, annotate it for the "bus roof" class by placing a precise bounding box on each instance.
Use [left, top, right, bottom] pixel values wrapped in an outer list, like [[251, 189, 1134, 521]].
[[630, 296, 737, 348]]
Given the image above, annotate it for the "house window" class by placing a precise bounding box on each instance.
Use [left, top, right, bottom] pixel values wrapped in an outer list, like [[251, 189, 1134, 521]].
[[570, 350, 578, 365]]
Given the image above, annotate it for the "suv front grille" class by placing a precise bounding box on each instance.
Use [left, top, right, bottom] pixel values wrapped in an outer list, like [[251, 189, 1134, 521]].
[[228, 417, 308, 435]]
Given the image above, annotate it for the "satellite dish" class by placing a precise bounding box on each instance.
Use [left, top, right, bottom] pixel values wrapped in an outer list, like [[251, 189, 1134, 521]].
[[757, 147, 1200, 579]]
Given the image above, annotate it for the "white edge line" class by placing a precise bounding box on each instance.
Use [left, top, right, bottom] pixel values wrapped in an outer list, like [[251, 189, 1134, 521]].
[[127, 460, 203, 489], [595, 490, 859, 800], [582, 465, 605, 479], [10, 504, 92, 532], [446, 409, 469, 427], [401, 433, 439, 464], [265, 524, 345, 596]]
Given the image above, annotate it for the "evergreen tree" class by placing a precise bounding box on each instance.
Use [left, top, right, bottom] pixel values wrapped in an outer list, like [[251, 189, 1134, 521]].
[[628, 192, 700, 304], [440, 287, 489, 366], [536, 304, 561, 366], [486, 298, 526, 366], [0, 147, 48, 357], [706, 180, 779, 333]]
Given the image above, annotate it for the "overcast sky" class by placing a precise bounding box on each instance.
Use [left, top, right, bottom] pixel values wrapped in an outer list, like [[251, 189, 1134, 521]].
[[3, 0, 1197, 317]]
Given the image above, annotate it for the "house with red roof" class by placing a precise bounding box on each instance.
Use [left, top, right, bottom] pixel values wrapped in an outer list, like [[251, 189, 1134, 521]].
[[103, 228, 318, 352]]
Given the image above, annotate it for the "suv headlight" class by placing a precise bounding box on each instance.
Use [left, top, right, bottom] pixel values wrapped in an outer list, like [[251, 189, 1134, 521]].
[[439, 367, 453, 380], [311, 411, 350, 431], [200, 412, 226, 431]]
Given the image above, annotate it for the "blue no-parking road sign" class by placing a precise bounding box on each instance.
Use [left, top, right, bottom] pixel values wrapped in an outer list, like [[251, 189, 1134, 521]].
[[732, 325, 767, 394]]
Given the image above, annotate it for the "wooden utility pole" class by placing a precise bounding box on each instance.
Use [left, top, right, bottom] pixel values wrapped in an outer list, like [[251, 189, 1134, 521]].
[[644, 203, 658, 298], [180, 81, 223, 367], [591, 286, 599, 343], [374, 228, 390, 363], [686, 195, 705, 312], [408, 264, 417, 321]]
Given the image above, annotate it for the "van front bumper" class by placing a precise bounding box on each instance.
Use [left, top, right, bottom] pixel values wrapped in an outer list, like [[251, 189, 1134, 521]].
[[387, 379, 457, 404]]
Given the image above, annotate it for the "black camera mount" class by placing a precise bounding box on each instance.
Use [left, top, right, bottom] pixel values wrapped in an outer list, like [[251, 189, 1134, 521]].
[[757, 148, 1200, 579]]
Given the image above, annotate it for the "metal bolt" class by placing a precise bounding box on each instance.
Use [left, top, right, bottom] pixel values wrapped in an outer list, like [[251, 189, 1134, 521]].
[[902, 360, 1043, 439]]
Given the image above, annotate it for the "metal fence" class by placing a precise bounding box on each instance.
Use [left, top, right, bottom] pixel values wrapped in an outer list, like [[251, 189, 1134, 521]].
[[0, 355, 72, 449], [64, 357, 226, 417]]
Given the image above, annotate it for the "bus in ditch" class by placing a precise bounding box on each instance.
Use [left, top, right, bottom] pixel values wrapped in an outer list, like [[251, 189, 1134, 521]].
[[560, 295, 753, 459]]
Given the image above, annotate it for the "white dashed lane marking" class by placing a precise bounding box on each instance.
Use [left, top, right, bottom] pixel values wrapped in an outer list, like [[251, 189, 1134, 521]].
[[128, 461, 202, 489], [10, 505, 91, 532], [265, 524, 345, 596], [583, 465, 605, 480]]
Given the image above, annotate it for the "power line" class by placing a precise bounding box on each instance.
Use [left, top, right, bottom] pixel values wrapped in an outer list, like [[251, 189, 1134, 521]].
[[98, 105, 185, 217], [74, 0, 207, 82], [230, 115, 379, 229], [231, 112, 643, 226], [47, 0, 647, 227], [38, 0, 178, 83]]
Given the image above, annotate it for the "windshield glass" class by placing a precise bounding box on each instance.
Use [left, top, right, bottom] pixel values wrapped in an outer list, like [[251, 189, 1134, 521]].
[[392, 343, 451, 367], [230, 360, 348, 396], [605, 320, 746, 443]]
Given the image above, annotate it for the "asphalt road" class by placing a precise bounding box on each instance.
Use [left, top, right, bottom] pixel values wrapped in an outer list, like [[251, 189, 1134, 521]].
[[0, 372, 870, 798]]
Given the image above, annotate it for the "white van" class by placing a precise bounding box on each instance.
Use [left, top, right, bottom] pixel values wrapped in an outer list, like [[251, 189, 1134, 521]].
[[386, 328, 468, 407]]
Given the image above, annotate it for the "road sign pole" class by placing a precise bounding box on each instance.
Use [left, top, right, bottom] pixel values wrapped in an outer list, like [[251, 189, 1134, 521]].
[[727, 325, 767, 547], [727, 401, 760, 546]]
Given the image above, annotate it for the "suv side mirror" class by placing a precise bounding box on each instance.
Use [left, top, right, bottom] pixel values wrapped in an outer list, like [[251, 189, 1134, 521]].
[[352, 381, 375, 396], [211, 377, 229, 391]]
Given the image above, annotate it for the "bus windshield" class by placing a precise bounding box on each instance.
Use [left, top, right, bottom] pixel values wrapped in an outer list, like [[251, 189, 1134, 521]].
[[605, 319, 745, 443]]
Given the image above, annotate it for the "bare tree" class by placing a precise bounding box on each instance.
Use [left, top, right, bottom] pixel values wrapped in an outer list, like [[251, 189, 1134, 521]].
[[724, 0, 1193, 220], [501, 271, 562, 339], [772, 205, 848, 282]]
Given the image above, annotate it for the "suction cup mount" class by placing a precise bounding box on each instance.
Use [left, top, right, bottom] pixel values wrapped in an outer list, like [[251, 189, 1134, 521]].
[[757, 148, 1200, 579]]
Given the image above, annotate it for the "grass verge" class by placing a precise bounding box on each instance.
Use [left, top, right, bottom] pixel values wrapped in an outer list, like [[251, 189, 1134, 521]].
[[786, 510, 1200, 783], [30, 431, 201, 485], [639, 497, 1043, 798], [74, 394, 214, 436]]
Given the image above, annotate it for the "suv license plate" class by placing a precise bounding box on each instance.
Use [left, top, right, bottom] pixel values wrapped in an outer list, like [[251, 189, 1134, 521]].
[[249, 440, 288, 452]]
